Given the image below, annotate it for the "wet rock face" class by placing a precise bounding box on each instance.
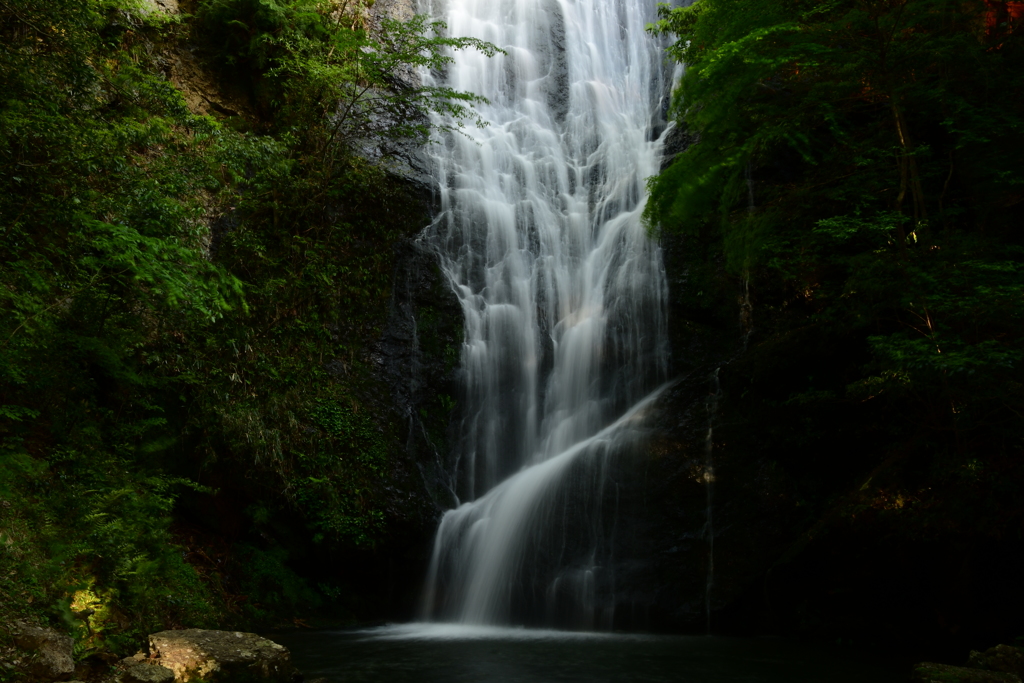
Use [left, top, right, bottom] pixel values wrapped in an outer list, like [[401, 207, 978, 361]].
[[578, 222, 793, 632], [148, 630, 297, 682], [366, 0, 419, 91], [363, 0, 435, 195], [592, 365, 792, 632], [375, 238, 463, 513], [370, 0, 416, 23], [12, 623, 75, 681], [142, 0, 179, 14]]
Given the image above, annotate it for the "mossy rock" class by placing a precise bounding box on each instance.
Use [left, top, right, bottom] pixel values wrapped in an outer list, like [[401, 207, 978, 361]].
[[912, 662, 1022, 683]]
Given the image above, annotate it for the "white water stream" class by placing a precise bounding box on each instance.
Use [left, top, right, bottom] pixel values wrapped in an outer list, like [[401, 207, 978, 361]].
[[419, 0, 672, 628]]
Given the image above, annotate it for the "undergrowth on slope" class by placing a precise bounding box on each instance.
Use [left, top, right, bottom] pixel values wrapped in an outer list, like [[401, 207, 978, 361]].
[[0, 0, 494, 664]]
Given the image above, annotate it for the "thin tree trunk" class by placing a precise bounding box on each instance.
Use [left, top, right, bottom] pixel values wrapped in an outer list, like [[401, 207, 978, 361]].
[[891, 100, 928, 237]]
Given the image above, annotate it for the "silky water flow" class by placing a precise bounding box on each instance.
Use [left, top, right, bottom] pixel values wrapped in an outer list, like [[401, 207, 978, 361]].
[[419, 0, 674, 629]]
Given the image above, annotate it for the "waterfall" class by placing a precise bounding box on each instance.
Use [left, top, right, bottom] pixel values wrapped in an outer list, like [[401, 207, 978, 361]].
[[419, 0, 672, 628]]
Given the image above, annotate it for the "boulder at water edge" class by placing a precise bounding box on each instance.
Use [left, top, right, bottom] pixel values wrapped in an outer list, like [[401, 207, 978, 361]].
[[148, 630, 298, 682], [912, 662, 1022, 683], [12, 622, 75, 681]]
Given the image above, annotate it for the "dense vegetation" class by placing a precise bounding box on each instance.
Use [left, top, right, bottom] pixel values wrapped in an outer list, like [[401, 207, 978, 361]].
[[0, 0, 491, 663], [649, 0, 1024, 644]]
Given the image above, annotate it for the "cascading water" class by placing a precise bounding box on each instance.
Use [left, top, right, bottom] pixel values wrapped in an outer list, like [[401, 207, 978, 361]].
[[419, 0, 673, 628]]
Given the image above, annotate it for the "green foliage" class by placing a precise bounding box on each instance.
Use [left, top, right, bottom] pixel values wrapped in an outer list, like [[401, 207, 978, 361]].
[[0, 0, 242, 648], [648, 0, 1024, 258], [285, 400, 390, 546], [648, 0, 1024, 544], [0, 445, 221, 656], [174, 2, 496, 561], [198, 0, 338, 74], [234, 544, 322, 621], [267, 12, 498, 147], [197, 0, 498, 145], [0, 0, 493, 653]]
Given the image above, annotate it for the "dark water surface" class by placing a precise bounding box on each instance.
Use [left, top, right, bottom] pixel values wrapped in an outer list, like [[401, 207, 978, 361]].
[[272, 624, 906, 683]]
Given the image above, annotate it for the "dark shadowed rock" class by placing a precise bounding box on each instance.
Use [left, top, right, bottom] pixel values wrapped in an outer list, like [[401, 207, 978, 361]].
[[12, 623, 74, 681], [122, 661, 176, 683], [912, 662, 1022, 683], [148, 630, 296, 682], [969, 646, 1024, 678], [659, 124, 696, 171]]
